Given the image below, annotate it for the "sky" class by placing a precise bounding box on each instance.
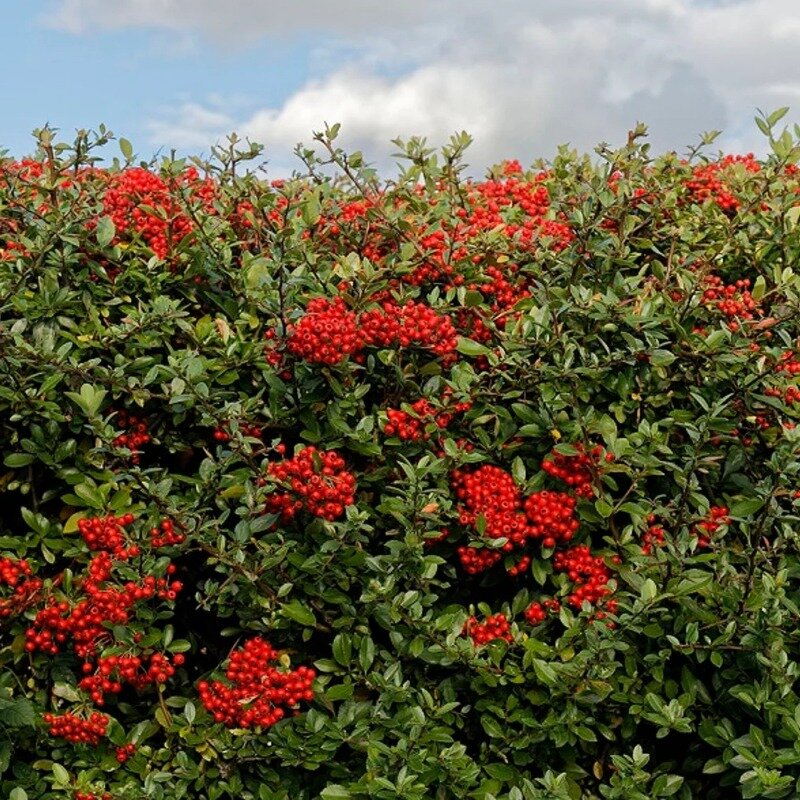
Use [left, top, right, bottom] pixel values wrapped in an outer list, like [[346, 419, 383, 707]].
[[2, 0, 799, 176]]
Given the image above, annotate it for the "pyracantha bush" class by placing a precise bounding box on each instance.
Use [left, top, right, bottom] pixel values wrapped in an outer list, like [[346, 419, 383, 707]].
[[1, 115, 800, 799]]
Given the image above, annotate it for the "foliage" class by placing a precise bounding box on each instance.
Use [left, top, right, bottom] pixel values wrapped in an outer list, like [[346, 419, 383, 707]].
[[1, 113, 800, 799]]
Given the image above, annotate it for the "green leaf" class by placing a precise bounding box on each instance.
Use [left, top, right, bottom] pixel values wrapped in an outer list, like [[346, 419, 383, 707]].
[[484, 763, 516, 781], [3, 453, 35, 467], [532, 659, 558, 686], [767, 106, 789, 127], [574, 725, 597, 742], [321, 786, 351, 799], [73, 482, 105, 510], [154, 706, 171, 728], [0, 698, 35, 728], [119, 137, 134, 160], [652, 774, 684, 796], [641, 578, 658, 602], [21, 507, 48, 535], [282, 600, 316, 627], [65, 383, 107, 418], [101, 721, 123, 750], [703, 329, 728, 351], [52, 682, 81, 702], [332, 633, 352, 665], [456, 337, 491, 356], [650, 349, 676, 367], [245, 258, 272, 289], [672, 571, 713, 596], [730, 498, 764, 519], [751, 275, 766, 302], [0, 741, 10, 775], [359, 636, 375, 672], [595, 498, 613, 518], [325, 683, 354, 702], [463, 290, 484, 307], [302, 195, 321, 226], [481, 714, 506, 738], [96, 216, 116, 248], [785, 205, 800, 230], [52, 763, 70, 786]]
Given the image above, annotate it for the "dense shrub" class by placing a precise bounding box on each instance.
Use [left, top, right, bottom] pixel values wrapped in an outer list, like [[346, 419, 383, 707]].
[[1, 115, 800, 799]]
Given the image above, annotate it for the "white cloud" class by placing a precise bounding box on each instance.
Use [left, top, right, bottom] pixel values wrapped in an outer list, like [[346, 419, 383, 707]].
[[46, 0, 800, 175], [146, 103, 236, 149], [44, 0, 466, 39]]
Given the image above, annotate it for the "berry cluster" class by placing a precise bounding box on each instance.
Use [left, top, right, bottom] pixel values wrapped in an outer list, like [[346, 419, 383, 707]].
[[765, 384, 800, 407], [102, 167, 205, 259], [452, 465, 521, 519], [4, 157, 45, 180], [25, 553, 181, 657], [383, 396, 471, 441], [541, 444, 608, 498], [212, 422, 265, 443], [115, 743, 137, 763], [198, 637, 315, 728], [360, 300, 459, 359], [469, 265, 532, 315], [285, 297, 460, 366], [701, 275, 760, 331], [263, 446, 356, 522], [764, 351, 800, 407], [79, 651, 181, 705], [21, 510, 185, 755], [464, 614, 514, 647], [776, 350, 800, 377], [0, 556, 42, 618], [75, 793, 112, 800], [149, 518, 186, 548], [523, 491, 579, 548], [78, 514, 138, 559], [305, 165, 572, 299], [451, 464, 583, 574], [641, 515, 666, 555], [456, 545, 503, 575], [111, 409, 151, 464], [685, 153, 760, 214], [553, 546, 616, 612], [313, 198, 389, 266], [0, 238, 30, 262], [754, 413, 772, 431], [287, 297, 362, 365], [524, 598, 561, 625], [0, 555, 33, 587], [384, 399, 438, 441], [507, 554, 531, 576], [43, 711, 109, 745], [452, 465, 532, 568], [464, 613, 513, 646], [454, 307, 493, 346], [694, 505, 731, 548], [461, 171, 573, 255]]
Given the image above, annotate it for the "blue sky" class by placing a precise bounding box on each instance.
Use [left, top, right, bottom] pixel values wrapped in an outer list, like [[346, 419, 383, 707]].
[[1, 3, 314, 157], [3, 1, 799, 175]]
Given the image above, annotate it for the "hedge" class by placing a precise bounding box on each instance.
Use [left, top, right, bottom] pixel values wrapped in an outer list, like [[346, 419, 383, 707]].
[[1, 114, 800, 799]]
